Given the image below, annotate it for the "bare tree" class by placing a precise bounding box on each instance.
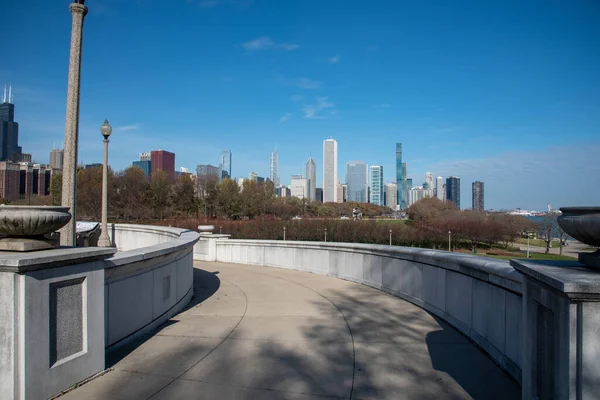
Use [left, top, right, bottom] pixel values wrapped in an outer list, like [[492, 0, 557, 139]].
[[537, 211, 559, 254]]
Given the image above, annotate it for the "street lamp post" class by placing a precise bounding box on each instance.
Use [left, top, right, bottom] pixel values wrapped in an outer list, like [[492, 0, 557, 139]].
[[283, 226, 286, 241], [448, 230, 452, 252], [324, 228, 327, 242], [527, 231, 532, 258], [389, 229, 392, 246], [98, 119, 112, 247]]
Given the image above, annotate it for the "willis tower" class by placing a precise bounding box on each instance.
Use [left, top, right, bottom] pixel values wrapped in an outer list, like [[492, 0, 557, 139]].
[[0, 85, 22, 161]]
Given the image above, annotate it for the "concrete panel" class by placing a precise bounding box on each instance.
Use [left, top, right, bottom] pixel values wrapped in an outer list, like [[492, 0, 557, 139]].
[[381, 257, 402, 293], [504, 291, 522, 368], [328, 251, 343, 278], [401, 261, 423, 300], [341, 251, 364, 282], [472, 281, 506, 353], [153, 263, 178, 320], [107, 271, 154, 346], [445, 271, 473, 329], [0, 273, 15, 397], [176, 255, 193, 300], [422, 265, 446, 313], [363, 255, 383, 289]]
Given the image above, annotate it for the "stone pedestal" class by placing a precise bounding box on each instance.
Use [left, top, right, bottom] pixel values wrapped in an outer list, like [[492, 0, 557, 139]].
[[0, 246, 115, 400], [511, 259, 600, 400]]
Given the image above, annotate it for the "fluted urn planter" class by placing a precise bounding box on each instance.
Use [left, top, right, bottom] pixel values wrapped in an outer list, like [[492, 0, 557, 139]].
[[557, 207, 600, 268], [0, 205, 72, 251]]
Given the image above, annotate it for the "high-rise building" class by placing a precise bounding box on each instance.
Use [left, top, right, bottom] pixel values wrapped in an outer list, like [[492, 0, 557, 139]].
[[270, 149, 279, 187], [133, 160, 151, 178], [323, 139, 338, 202], [316, 188, 323, 202], [0, 86, 23, 162], [196, 164, 220, 196], [385, 182, 398, 209], [395, 143, 408, 209], [49, 148, 64, 170], [346, 161, 368, 203], [446, 176, 461, 209], [151, 150, 175, 183], [435, 176, 444, 200], [336, 180, 344, 203], [408, 186, 434, 206], [425, 172, 433, 191], [305, 157, 316, 201], [290, 174, 308, 199], [219, 150, 232, 181], [249, 171, 258, 181], [369, 165, 384, 206], [0, 161, 19, 200], [472, 181, 484, 211], [139, 152, 151, 162]]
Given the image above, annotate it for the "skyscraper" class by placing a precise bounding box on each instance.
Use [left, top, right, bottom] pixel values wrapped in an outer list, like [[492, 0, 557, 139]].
[[446, 176, 461, 209], [346, 161, 367, 203], [151, 150, 175, 183], [472, 181, 484, 211], [370, 165, 384, 206], [139, 152, 151, 161], [395, 143, 406, 209], [385, 182, 398, 208], [305, 157, 316, 201], [323, 139, 338, 202], [0, 85, 22, 162], [219, 150, 232, 181], [270, 149, 279, 187], [435, 176, 444, 200], [425, 172, 433, 191], [49, 148, 64, 170], [133, 160, 151, 178], [290, 174, 308, 199]]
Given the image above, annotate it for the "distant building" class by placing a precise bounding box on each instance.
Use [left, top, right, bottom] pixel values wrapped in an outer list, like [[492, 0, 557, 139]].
[[408, 186, 433, 206], [395, 143, 407, 209], [472, 181, 484, 211], [425, 172, 433, 193], [0, 161, 19, 200], [370, 165, 384, 206], [50, 148, 64, 170], [83, 163, 102, 169], [341, 184, 347, 203], [196, 164, 220, 196], [346, 161, 368, 203], [139, 152, 151, 162], [446, 176, 461, 209], [249, 171, 258, 181], [316, 188, 323, 202], [435, 176, 444, 200], [290, 175, 308, 199], [323, 139, 338, 202], [219, 150, 232, 182], [270, 149, 279, 187], [406, 178, 413, 193], [133, 160, 151, 178], [306, 157, 316, 201], [151, 150, 175, 183], [336, 180, 344, 203], [0, 86, 23, 162], [385, 182, 398, 209], [256, 176, 265, 185]]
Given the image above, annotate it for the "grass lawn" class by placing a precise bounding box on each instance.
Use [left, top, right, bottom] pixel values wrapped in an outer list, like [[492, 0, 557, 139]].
[[515, 238, 561, 248]]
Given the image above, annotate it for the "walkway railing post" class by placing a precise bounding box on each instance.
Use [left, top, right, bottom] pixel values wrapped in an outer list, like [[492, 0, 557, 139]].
[[389, 229, 392, 246], [283, 226, 286, 241], [324, 228, 327, 242]]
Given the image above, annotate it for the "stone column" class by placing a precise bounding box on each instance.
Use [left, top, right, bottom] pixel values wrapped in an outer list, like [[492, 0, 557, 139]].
[[98, 138, 111, 247], [60, 1, 88, 246]]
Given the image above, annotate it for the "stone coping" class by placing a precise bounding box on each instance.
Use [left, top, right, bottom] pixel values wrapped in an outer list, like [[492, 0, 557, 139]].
[[220, 239, 524, 294], [511, 259, 600, 300], [0, 247, 116, 274], [108, 223, 185, 239]]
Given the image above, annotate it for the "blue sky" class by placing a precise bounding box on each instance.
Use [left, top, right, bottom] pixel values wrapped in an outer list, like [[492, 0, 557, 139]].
[[3, 0, 599, 210]]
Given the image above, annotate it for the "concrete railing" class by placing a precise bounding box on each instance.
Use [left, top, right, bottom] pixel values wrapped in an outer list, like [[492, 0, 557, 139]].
[[195, 238, 523, 383], [105, 224, 199, 349]]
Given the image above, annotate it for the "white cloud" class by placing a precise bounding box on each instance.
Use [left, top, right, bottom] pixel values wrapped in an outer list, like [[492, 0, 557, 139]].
[[328, 55, 340, 64], [242, 37, 299, 52], [279, 113, 291, 122], [371, 103, 391, 108], [303, 97, 336, 119], [294, 78, 322, 89], [115, 123, 141, 132]]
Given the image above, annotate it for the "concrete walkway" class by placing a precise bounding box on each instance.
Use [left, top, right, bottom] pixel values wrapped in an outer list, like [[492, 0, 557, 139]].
[[63, 261, 520, 399]]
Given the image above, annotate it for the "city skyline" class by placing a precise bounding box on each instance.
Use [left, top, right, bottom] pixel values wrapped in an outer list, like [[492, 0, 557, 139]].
[[3, 2, 599, 210]]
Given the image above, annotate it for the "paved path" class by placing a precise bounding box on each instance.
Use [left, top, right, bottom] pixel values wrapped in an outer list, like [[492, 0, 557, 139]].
[[64, 262, 520, 399]]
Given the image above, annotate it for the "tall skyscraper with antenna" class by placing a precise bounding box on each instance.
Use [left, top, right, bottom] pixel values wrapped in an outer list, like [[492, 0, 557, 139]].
[[0, 84, 23, 161], [270, 149, 279, 187]]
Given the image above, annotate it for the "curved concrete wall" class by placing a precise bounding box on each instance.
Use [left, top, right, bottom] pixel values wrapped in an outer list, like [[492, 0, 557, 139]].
[[203, 239, 523, 382], [104, 224, 199, 349]]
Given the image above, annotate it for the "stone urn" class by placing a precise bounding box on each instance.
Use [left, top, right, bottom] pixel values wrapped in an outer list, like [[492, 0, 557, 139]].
[[198, 225, 215, 235], [557, 207, 600, 268], [0, 205, 72, 251]]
